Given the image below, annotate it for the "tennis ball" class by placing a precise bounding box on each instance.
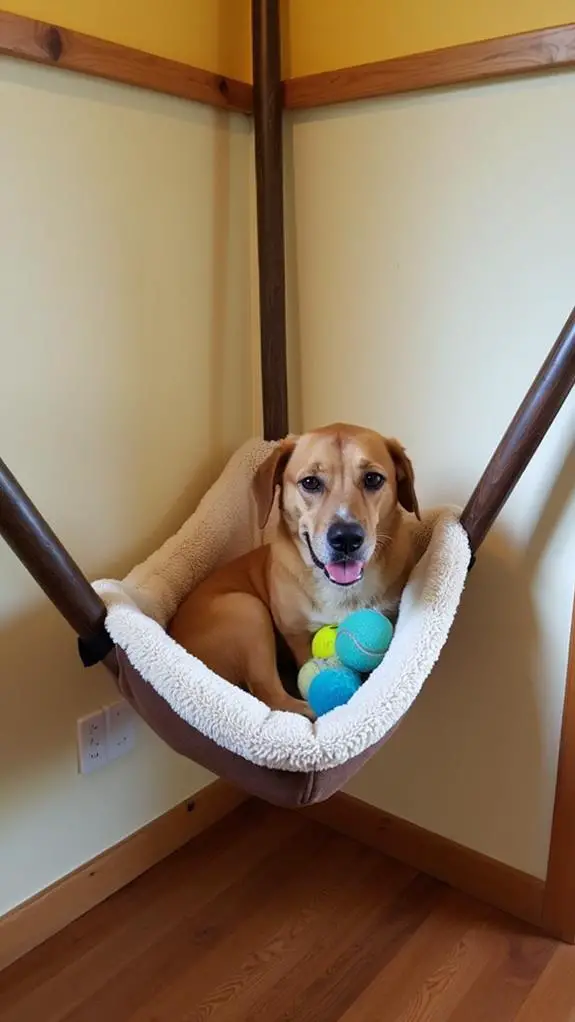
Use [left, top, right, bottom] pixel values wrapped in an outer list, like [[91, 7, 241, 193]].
[[311, 624, 338, 659], [335, 608, 393, 674], [297, 656, 341, 699], [308, 665, 361, 717]]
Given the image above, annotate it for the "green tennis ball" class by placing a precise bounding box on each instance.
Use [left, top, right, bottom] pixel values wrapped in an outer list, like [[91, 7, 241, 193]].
[[335, 609, 394, 674], [297, 656, 340, 699], [311, 624, 338, 659]]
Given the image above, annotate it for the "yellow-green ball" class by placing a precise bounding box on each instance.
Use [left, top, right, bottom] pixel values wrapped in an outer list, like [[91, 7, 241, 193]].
[[311, 624, 338, 659], [297, 656, 341, 699]]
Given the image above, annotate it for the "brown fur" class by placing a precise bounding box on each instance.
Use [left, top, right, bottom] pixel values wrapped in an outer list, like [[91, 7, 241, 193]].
[[168, 423, 420, 717]]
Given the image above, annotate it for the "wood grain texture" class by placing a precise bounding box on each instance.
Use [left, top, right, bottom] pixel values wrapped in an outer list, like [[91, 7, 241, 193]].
[[0, 779, 246, 973], [0, 10, 252, 113], [460, 305, 575, 554], [0, 455, 107, 642], [252, 0, 289, 440], [284, 23, 575, 110], [0, 802, 562, 1022], [542, 596, 575, 942], [514, 943, 575, 1021], [301, 792, 544, 928]]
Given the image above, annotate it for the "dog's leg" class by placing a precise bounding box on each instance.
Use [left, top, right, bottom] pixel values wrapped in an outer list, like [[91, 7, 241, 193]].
[[242, 607, 315, 719], [283, 631, 312, 669], [186, 592, 315, 719]]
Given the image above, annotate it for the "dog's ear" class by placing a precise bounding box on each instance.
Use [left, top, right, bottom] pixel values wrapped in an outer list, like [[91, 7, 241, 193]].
[[253, 439, 297, 530], [387, 439, 420, 519]]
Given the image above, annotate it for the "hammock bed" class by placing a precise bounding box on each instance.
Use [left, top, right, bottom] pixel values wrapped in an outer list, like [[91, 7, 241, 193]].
[[1, 3, 574, 808], [92, 442, 469, 805]]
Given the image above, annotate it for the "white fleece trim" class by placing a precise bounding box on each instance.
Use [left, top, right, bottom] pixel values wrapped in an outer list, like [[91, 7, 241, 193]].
[[94, 438, 470, 773]]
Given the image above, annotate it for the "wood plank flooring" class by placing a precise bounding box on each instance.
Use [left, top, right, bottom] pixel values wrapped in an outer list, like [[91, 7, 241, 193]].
[[1, 801, 573, 1022]]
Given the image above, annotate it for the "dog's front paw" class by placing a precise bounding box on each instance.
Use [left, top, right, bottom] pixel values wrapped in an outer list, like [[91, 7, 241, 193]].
[[299, 702, 317, 722], [278, 695, 317, 721]]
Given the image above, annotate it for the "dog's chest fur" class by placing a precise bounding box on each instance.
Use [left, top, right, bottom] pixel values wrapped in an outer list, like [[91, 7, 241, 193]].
[[269, 524, 410, 638], [306, 568, 396, 630]]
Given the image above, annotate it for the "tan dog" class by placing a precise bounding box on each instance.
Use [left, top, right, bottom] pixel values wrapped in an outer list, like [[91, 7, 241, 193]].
[[168, 423, 420, 717]]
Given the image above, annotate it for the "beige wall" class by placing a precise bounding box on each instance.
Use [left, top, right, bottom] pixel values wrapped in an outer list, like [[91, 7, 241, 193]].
[[0, 59, 253, 914], [287, 73, 575, 878], [2, 52, 575, 919]]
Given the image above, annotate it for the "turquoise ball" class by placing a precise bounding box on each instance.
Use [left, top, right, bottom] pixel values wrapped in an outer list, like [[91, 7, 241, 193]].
[[308, 666, 361, 717], [335, 609, 393, 674]]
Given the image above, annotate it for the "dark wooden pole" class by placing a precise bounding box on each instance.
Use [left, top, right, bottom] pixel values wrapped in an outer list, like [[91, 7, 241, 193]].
[[0, 456, 107, 641], [252, 0, 289, 441], [461, 306, 575, 554]]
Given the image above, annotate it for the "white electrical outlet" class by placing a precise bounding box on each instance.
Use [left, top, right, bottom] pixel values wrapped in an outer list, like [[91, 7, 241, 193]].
[[104, 699, 136, 762], [77, 700, 136, 774], [77, 710, 108, 774]]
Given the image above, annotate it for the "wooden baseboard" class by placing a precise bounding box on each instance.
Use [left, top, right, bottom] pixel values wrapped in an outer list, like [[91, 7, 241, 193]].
[[0, 779, 246, 972], [301, 792, 544, 928]]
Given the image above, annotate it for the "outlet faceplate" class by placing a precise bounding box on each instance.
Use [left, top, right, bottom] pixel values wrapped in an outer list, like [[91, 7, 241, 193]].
[[77, 710, 108, 774], [77, 700, 136, 774], [105, 699, 136, 762]]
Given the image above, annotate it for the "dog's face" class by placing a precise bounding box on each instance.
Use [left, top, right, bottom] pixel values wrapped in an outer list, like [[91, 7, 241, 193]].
[[254, 423, 419, 588]]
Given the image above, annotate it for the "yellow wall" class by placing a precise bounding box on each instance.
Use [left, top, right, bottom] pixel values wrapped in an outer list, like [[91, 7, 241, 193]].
[[6, 0, 575, 84], [2, 0, 252, 80], [283, 0, 575, 78]]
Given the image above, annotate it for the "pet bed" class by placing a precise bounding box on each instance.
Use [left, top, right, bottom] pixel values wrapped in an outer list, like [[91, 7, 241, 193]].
[[91, 439, 470, 805]]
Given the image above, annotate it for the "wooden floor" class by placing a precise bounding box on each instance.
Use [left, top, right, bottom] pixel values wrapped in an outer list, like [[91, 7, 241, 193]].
[[2, 801, 575, 1022]]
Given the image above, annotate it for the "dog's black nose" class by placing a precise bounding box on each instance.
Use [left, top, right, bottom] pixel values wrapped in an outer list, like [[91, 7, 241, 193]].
[[327, 521, 365, 556]]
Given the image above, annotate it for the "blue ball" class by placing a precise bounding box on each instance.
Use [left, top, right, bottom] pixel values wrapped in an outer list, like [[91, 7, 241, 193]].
[[308, 666, 361, 717], [335, 609, 393, 674]]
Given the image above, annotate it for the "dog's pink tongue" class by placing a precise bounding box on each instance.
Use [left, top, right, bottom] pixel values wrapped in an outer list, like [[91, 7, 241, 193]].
[[326, 561, 364, 585]]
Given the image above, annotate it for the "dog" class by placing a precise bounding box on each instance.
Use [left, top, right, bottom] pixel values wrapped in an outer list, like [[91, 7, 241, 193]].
[[168, 423, 420, 717]]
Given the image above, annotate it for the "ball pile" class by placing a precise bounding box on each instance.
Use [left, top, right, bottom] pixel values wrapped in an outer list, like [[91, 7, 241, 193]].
[[298, 609, 394, 718]]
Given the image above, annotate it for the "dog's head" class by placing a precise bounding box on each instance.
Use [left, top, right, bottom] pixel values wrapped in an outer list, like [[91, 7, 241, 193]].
[[253, 423, 420, 588]]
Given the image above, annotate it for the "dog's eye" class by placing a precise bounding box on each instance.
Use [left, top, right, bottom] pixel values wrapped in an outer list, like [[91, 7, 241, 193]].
[[300, 475, 323, 493], [363, 472, 385, 491]]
